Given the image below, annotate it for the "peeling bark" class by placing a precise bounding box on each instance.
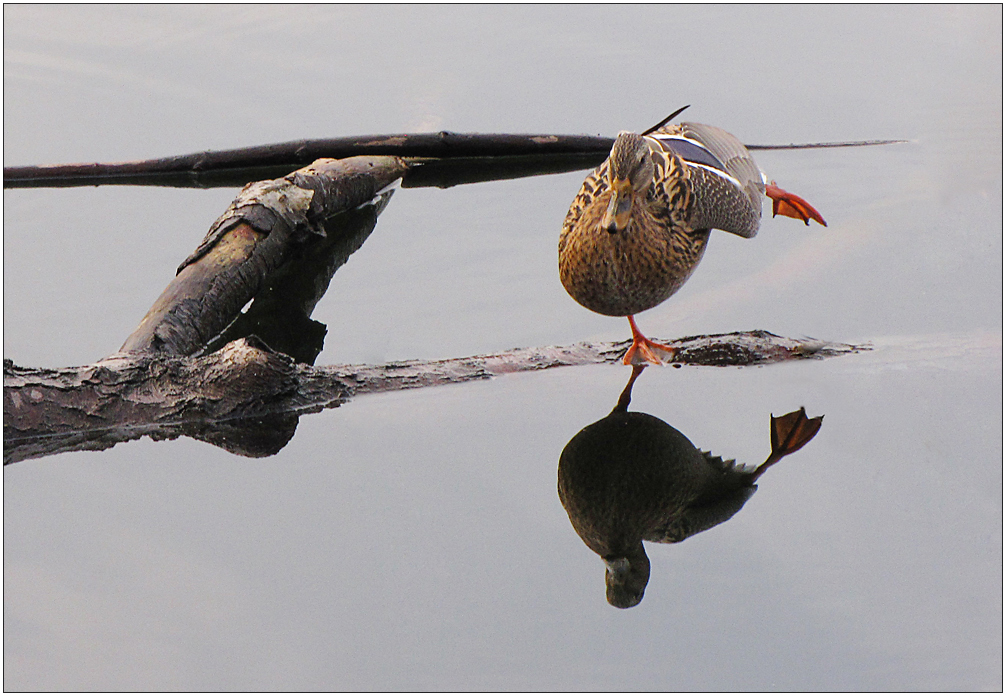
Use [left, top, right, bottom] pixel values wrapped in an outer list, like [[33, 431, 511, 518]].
[[119, 156, 408, 356]]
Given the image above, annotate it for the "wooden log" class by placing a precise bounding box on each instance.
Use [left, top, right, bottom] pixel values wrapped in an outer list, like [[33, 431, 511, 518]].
[[0, 154, 608, 191], [3, 338, 343, 463], [3, 332, 867, 466], [199, 196, 391, 364], [119, 156, 409, 356]]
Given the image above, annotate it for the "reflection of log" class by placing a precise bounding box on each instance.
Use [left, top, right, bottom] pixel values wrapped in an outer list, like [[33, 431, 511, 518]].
[[401, 153, 607, 189], [119, 156, 408, 356], [4, 332, 866, 465]]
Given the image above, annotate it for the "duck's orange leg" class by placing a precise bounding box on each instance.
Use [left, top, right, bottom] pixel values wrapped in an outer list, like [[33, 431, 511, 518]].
[[622, 315, 677, 365], [765, 181, 827, 227]]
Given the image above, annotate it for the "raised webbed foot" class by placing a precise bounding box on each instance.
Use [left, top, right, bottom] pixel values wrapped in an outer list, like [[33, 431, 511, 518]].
[[765, 181, 827, 227]]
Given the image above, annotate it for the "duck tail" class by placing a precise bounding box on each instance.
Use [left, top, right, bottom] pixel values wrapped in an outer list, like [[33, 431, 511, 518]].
[[641, 105, 691, 136], [749, 407, 824, 482]]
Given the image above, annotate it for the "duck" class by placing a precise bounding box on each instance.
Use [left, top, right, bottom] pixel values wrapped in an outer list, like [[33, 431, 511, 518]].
[[557, 366, 823, 608], [558, 107, 827, 365]]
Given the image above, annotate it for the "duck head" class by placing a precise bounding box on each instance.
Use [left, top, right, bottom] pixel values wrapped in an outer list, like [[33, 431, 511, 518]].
[[602, 131, 654, 235], [603, 546, 651, 609]]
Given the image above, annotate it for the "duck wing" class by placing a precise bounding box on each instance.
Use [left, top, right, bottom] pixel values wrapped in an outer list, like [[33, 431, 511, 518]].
[[645, 485, 756, 544], [679, 122, 764, 205], [649, 122, 764, 239]]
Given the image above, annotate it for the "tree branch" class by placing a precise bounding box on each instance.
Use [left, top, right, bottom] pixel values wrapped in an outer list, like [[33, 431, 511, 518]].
[[3, 132, 613, 189], [3, 132, 906, 189]]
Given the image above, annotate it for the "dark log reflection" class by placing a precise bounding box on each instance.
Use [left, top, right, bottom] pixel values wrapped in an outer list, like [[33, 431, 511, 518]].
[[558, 365, 823, 608]]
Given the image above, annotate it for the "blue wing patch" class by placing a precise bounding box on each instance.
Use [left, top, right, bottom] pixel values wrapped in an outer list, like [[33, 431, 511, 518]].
[[651, 136, 727, 173]]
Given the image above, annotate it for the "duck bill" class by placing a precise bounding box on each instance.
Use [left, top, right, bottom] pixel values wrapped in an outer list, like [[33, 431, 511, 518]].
[[602, 178, 634, 234], [604, 557, 631, 582]]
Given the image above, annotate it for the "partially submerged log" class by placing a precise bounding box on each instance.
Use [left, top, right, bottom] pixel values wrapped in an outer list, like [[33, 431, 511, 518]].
[[4, 332, 866, 465], [3, 339, 333, 463], [3, 132, 614, 189], [3, 131, 905, 190], [119, 156, 408, 356]]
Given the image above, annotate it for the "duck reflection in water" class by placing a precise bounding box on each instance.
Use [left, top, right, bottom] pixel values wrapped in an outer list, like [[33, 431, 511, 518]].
[[557, 366, 823, 608]]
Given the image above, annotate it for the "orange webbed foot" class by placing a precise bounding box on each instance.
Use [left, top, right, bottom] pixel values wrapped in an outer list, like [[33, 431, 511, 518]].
[[622, 316, 677, 365], [765, 181, 827, 227]]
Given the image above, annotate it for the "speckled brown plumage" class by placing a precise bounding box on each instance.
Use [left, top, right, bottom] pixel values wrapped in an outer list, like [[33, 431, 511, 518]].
[[559, 119, 827, 365], [559, 154, 711, 317], [560, 123, 761, 318]]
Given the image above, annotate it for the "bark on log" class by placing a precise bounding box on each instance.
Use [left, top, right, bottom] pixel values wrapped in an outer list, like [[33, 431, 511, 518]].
[[4, 332, 867, 465], [119, 156, 408, 356]]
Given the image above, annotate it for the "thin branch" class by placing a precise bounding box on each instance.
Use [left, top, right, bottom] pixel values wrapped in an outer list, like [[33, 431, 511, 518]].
[[3, 133, 908, 189], [745, 138, 908, 150], [3, 132, 614, 189]]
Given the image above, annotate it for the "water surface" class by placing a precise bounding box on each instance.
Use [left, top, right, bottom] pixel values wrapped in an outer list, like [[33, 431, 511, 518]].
[[3, 5, 1002, 691]]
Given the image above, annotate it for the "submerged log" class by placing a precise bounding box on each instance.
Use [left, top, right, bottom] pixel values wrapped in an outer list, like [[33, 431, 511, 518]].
[[3, 132, 614, 189], [3, 132, 905, 189], [4, 332, 867, 465]]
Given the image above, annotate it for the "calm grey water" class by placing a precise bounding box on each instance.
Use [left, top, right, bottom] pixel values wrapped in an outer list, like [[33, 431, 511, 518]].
[[3, 5, 1002, 691]]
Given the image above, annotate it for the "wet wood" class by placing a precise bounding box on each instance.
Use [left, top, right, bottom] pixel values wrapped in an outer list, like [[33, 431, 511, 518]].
[[119, 156, 408, 356], [3, 339, 345, 464], [745, 138, 907, 150], [0, 154, 609, 191], [3, 132, 614, 189], [2, 145, 872, 467], [3, 132, 905, 189], [4, 332, 866, 465]]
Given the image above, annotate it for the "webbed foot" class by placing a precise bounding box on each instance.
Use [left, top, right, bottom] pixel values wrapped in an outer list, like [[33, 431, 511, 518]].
[[622, 316, 677, 365], [765, 181, 827, 227]]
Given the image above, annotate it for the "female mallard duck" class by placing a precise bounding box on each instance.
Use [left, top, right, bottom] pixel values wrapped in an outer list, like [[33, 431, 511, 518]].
[[558, 366, 823, 608], [558, 108, 827, 365]]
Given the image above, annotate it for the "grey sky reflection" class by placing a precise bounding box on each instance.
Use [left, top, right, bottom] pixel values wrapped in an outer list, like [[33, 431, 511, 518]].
[[3, 4, 1001, 691]]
